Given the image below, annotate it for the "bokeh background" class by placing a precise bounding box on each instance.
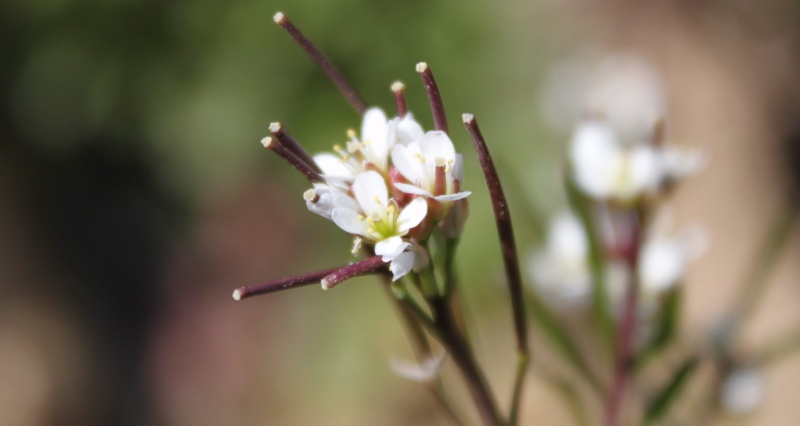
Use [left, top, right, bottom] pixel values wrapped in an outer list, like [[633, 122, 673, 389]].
[[2, 0, 800, 424]]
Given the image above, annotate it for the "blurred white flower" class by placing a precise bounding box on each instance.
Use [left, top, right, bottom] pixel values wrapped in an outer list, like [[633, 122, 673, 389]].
[[390, 353, 447, 382], [569, 121, 661, 201], [540, 51, 667, 144], [721, 368, 765, 415], [569, 120, 706, 201]]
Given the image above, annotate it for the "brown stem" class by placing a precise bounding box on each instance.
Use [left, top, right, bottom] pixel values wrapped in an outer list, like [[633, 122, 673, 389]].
[[233, 267, 340, 300], [605, 212, 643, 426], [462, 113, 529, 362], [269, 122, 320, 173], [391, 81, 408, 118], [417, 62, 448, 133], [273, 12, 367, 115], [262, 136, 324, 183], [430, 296, 504, 426], [321, 255, 386, 289]]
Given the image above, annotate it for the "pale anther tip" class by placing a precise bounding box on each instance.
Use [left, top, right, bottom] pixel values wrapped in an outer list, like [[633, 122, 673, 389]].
[[303, 189, 318, 202], [391, 81, 405, 92], [415, 62, 428, 73], [462, 113, 474, 124], [269, 122, 282, 132], [232, 290, 242, 301], [261, 136, 274, 148], [273, 12, 285, 24]]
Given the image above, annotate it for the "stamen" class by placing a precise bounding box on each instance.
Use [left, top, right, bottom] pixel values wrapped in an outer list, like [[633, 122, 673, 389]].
[[269, 122, 320, 173], [263, 136, 324, 184], [273, 12, 367, 115], [391, 81, 408, 117], [351, 237, 363, 255], [356, 214, 365, 221], [416, 62, 448, 134], [347, 129, 357, 140]]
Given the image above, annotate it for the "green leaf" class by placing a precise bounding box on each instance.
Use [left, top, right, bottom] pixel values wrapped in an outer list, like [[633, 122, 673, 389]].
[[644, 356, 700, 424], [634, 288, 681, 371], [528, 293, 604, 396]]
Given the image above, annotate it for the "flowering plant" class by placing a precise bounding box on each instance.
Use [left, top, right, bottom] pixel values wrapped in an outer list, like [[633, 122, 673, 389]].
[[230, 12, 798, 426]]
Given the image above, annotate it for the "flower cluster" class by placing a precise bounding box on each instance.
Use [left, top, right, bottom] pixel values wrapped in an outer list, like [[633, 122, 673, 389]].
[[303, 103, 470, 283], [568, 119, 706, 202], [528, 209, 707, 314]]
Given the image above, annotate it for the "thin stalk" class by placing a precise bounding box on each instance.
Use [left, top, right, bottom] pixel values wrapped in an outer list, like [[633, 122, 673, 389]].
[[380, 274, 466, 426], [754, 329, 800, 366], [262, 136, 324, 183], [443, 238, 470, 347], [391, 81, 408, 117], [233, 267, 340, 300], [463, 113, 529, 424], [321, 255, 386, 289], [721, 209, 797, 347], [430, 296, 504, 426], [273, 12, 367, 115], [417, 62, 448, 133], [605, 211, 643, 426], [269, 122, 320, 173]]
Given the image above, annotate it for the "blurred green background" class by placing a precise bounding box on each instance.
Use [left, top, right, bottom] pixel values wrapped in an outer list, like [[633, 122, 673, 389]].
[[2, 0, 800, 424]]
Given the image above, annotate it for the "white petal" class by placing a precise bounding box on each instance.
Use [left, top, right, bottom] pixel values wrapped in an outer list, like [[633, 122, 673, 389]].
[[421, 131, 456, 172], [331, 207, 371, 238], [395, 198, 428, 234], [659, 147, 707, 181], [352, 171, 388, 218], [452, 154, 464, 181], [314, 153, 354, 178], [434, 191, 471, 202], [375, 236, 410, 262], [389, 251, 416, 281], [391, 143, 426, 185], [625, 146, 660, 195], [394, 182, 433, 197], [389, 353, 447, 382], [362, 108, 389, 160], [721, 368, 764, 415], [396, 113, 424, 144], [569, 122, 621, 198]]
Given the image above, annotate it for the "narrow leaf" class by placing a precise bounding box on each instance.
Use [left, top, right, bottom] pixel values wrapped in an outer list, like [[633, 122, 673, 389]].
[[644, 356, 700, 424]]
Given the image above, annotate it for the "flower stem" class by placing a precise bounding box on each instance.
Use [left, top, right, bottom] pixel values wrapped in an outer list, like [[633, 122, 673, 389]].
[[417, 62, 448, 133], [321, 255, 386, 289], [463, 113, 529, 424], [233, 267, 340, 300], [269, 122, 320, 173], [391, 81, 408, 118], [273, 12, 367, 115], [262, 136, 324, 183], [380, 274, 467, 426], [605, 210, 644, 426], [430, 296, 504, 426]]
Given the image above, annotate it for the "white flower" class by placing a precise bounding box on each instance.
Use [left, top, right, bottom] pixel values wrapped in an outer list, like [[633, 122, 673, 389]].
[[390, 353, 447, 382], [570, 121, 661, 201], [391, 131, 471, 203], [721, 368, 765, 415], [529, 211, 593, 306], [638, 224, 708, 296], [331, 171, 428, 280], [313, 108, 424, 184], [658, 146, 707, 184]]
